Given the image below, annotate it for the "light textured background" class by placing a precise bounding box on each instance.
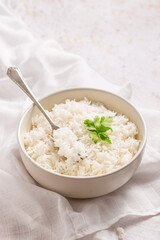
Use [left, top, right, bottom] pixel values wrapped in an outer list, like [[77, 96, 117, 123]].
[[9, 0, 160, 110]]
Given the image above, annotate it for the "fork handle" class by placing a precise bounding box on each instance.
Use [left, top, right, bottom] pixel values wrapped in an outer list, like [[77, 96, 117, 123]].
[[7, 67, 58, 130]]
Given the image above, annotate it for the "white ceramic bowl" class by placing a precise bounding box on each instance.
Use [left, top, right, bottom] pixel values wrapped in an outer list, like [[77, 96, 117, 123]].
[[18, 88, 146, 198]]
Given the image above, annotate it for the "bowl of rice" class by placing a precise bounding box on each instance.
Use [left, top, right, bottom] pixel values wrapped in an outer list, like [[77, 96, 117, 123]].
[[18, 88, 146, 198]]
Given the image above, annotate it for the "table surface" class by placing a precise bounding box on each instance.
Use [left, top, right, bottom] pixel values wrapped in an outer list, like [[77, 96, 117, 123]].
[[10, 0, 160, 110]]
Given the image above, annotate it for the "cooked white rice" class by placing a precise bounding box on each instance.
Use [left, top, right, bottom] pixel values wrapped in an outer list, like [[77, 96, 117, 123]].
[[24, 98, 140, 176]]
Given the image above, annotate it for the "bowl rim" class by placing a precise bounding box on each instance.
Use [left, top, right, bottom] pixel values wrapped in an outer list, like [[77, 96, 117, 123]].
[[18, 87, 147, 180]]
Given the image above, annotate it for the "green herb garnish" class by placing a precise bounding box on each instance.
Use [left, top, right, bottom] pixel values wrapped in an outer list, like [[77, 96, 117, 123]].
[[84, 116, 113, 144]]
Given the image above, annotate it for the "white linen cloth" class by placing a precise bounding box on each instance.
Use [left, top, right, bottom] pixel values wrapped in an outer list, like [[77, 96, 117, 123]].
[[0, 2, 160, 239]]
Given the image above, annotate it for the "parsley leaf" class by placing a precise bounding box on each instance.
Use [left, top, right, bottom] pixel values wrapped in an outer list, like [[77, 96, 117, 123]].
[[89, 133, 99, 143], [103, 116, 113, 123], [93, 116, 101, 129], [84, 115, 113, 144], [99, 125, 113, 133], [98, 133, 112, 144], [84, 119, 97, 132]]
